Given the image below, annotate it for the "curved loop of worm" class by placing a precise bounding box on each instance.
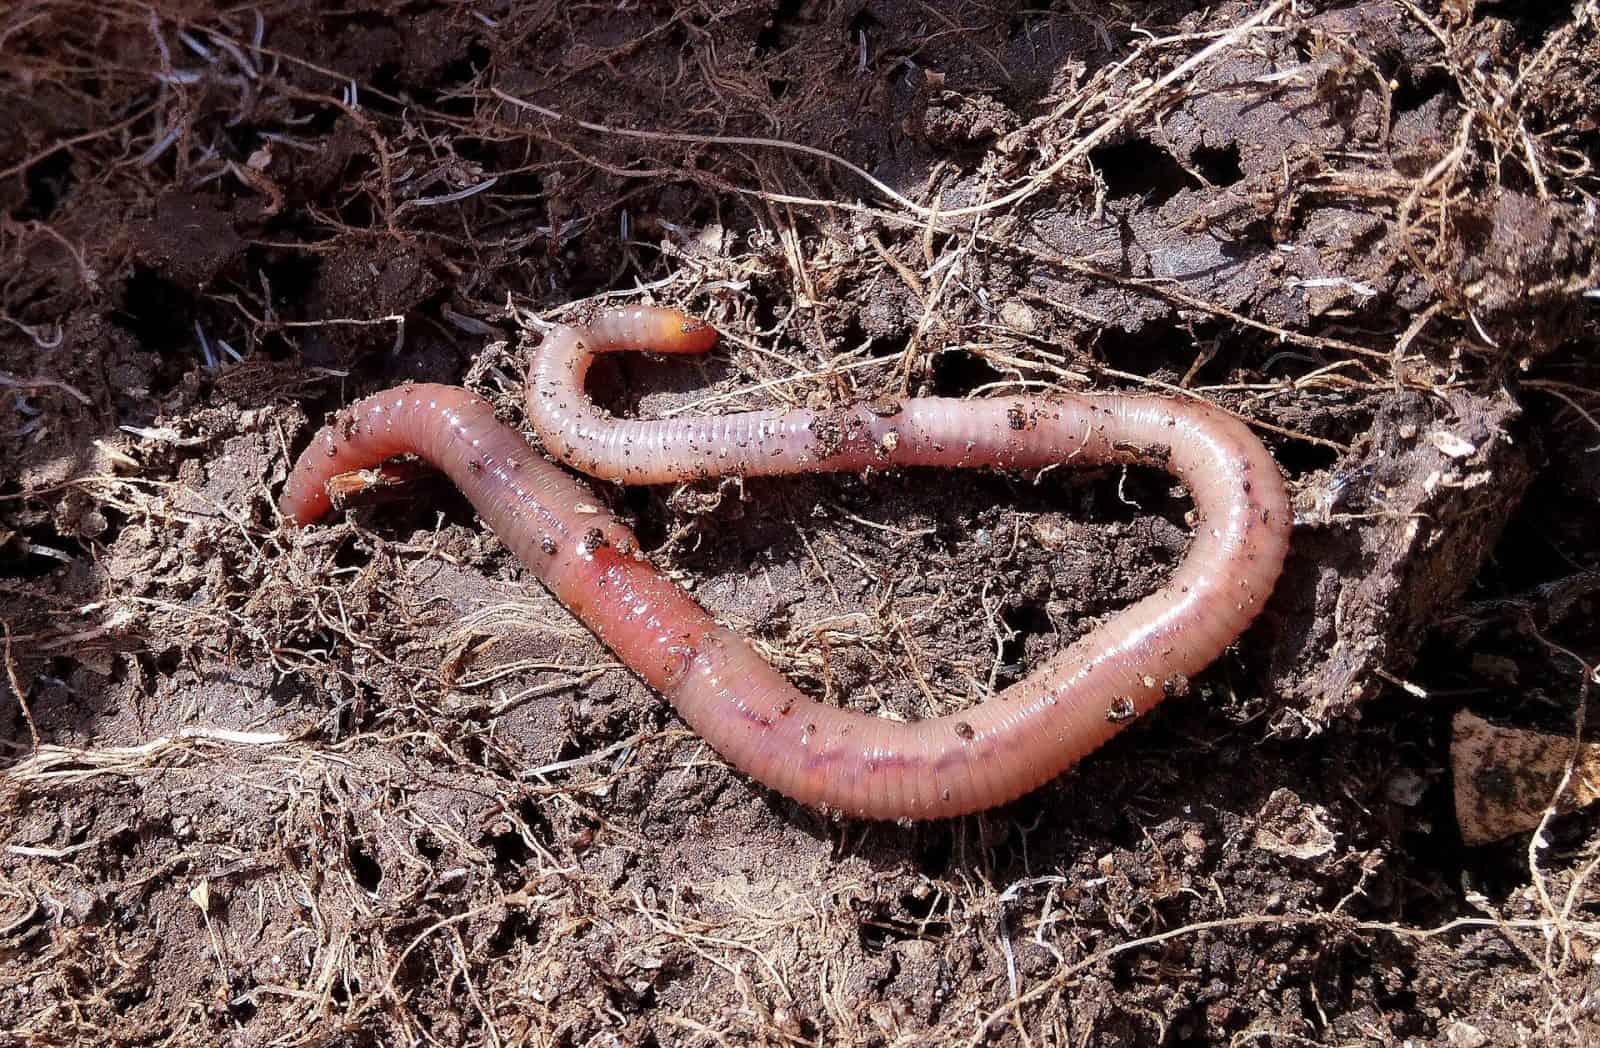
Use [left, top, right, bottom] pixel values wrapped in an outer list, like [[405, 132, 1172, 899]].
[[281, 307, 1291, 820]]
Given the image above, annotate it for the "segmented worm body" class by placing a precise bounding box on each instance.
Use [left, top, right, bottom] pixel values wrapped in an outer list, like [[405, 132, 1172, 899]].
[[281, 308, 1290, 820]]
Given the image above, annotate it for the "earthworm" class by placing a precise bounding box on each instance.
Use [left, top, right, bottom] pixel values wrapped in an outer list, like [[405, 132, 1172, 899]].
[[281, 307, 1291, 820]]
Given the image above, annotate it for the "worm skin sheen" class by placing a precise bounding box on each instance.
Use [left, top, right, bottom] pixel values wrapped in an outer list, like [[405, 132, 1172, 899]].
[[281, 307, 1291, 821]]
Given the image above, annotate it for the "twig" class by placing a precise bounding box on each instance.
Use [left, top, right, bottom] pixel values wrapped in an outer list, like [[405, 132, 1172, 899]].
[[2, 622, 39, 750]]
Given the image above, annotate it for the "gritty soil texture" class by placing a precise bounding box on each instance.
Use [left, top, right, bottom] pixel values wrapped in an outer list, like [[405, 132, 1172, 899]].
[[2, 1, 1599, 1045]]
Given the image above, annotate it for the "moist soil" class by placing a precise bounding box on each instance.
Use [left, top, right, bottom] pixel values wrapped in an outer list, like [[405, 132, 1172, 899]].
[[2, 2, 1599, 1045]]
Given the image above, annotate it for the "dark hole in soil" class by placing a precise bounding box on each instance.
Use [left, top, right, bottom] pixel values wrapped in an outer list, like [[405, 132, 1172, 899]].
[[114, 266, 194, 353], [847, 313, 901, 358], [847, 9, 880, 41], [768, 77, 789, 99], [749, 287, 785, 340], [228, 992, 258, 1023], [1390, 68, 1454, 118], [1269, 430, 1343, 480], [438, 41, 493, 91], [859, 896, 952, 953], [268, 671, 316, 709], [486, 910, 531, 956], [619, 485, 668, 551], [368, 62, 403, 106], [487, 821, 530, 869], [627, 982, 660, 1010], [320, 471, 475, 545], [111, 983, 152, 1014], [916, 824, 954, 876], [755, 0, 806, 55], [900, 890, 949, 928], [251, 245, 319, 308], [487, 798, 552, 879], [327, 535, 373, 572], [3, 523, 81, 580], [332, 171, 378, 230], [998, 600, 1053, 684], [245, 248, 318, 361], [483, 164, 544, 207], [348, 841, 383, 892], [1193, 141, 1243, 188], [16, 150, 75, 221], [1091, 138, 1198, 204], [1093, 321, 1204, 379], [217, 122, 259, 163], [332, 699, 356, 739], [1495, 1, 1577, 43], [931, 349, 1006, 396], [1005, 13, 1036, 41], [297, 102, 343, 136], [857, 916, 894, 953]]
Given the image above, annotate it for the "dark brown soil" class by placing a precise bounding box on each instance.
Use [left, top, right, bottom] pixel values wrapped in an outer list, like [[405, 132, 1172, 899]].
[[3, 2, 1599, 1045]]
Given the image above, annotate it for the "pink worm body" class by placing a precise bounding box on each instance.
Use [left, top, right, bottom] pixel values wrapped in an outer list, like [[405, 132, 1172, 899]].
[[281, 307, 1290, 820]]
